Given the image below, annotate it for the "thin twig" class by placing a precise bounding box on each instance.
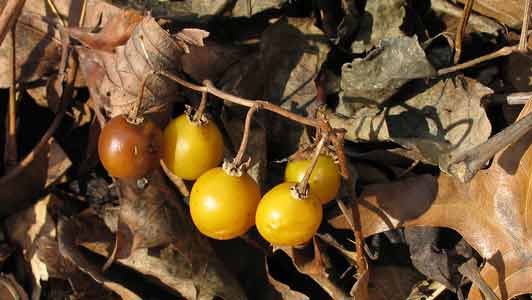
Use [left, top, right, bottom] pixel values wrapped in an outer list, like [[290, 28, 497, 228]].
[[5, 27, 17, 170], [160, 160, 189, 197], [438, 46, 516, 75], [295, 134, 328, 197], [485, 92, 532, 105], [46, 0, 65, 26], [232, 104, 260, 167], [453, 0, 474, 63], [192, 91, 208, 122], [440, 110, 532, 182], [518, 0, 531, 52], [128, 72, 154, 123], [458, 258, 500, 300], [0, 0, 26, 46]]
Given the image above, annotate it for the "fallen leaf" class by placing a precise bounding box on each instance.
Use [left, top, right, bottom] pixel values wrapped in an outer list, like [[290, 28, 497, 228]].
[[219, 17, 330, 158], [338, 36, 435, 115], [329, 101, 532, 299], [266, 262, 310, 300], [457, 0, 525, 29], [77, 16, 192, 118], [350, 0, 407, 54], [330, 76, 492, 172], [0, 274, 29, 300], [68, 10, 144, 52], [0, 0, 122, 87], [77, 169, 247, 300], [0, 138, 71, 218], [279, 238, 351, 300], [232, 0, 287, 17], [367, 265, 424, 300]]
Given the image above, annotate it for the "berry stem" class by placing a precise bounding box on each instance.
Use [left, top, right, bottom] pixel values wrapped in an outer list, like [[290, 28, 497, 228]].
[[295, 133, 328, 198], [129, 71, 155, 123], [232, 104, 261, 167], [192, 91, 208, 123]]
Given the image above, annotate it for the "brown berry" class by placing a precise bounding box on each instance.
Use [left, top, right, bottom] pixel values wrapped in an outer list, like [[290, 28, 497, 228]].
[[98, 115, 162, 178]]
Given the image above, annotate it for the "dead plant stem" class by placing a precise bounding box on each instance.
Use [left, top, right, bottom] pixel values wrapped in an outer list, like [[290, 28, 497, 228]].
[[453, 0, 474, 63], [0, 0, 26, 46], [192, 91, 208, 122], [233, 104, 260, 167], [438, 46, 516, 75], [519, 0, 531, 52], [5, 27, 17, 170], [296, 134, 328, 197]]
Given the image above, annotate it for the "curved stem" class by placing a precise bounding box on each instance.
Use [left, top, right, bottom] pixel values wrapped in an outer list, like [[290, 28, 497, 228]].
[[128, 71, 154, 122], [232, 104, 260, 167], [192, 91, 208, 122], [154, 71, 322, 129], [296, 134, 328, 197]]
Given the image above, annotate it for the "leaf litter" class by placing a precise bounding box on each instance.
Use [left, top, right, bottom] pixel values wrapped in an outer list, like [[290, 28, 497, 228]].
[[1, 0, 532, 300]]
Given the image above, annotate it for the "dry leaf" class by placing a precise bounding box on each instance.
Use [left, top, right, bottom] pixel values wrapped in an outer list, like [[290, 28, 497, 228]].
[[338, 36, 435, 115], [78, 169, 247, 300], [77, 16, 188, 118], [350, 0, 407, 54], [329, 101, 532, 299], [232, 0, 287, 17], [68, 10, 144, 52], [457, 0, 525, 29], [330, 76, 492, 172], [0, 274, 29, 300], [219, 17, 330, 158], [367, 265, 424, 300], [266, 262, 310, 300], [0, 0, 121, 87], [0, 138, 71, 218], [279, 239, 351, 300]]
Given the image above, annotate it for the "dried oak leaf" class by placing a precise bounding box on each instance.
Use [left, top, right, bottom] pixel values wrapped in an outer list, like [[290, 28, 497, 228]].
[[0, 0, 121, 87], [457, 0, 525, 29], [330, 76, 492, 170], [338, 36, 435, 115], [79, 168, 247, 300], [78, 16, 207, 117], [350, 0, 407, 54], [329, 102, 532, 299]]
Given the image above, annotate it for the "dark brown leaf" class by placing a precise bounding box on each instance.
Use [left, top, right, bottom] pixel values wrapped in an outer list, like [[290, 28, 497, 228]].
[[367, 265, 424, 300]]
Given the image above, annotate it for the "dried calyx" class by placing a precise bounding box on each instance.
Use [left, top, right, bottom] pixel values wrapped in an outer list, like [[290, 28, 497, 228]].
[[292, 134, 329, 200]]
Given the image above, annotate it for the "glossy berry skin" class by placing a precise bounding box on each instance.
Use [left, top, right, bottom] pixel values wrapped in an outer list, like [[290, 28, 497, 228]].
[[98, 115, 162, 179], [255, 182, 322, 246], [162, 114, 224, 180], [285, 155, 341, 204], [190, 167, 261, 240]]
